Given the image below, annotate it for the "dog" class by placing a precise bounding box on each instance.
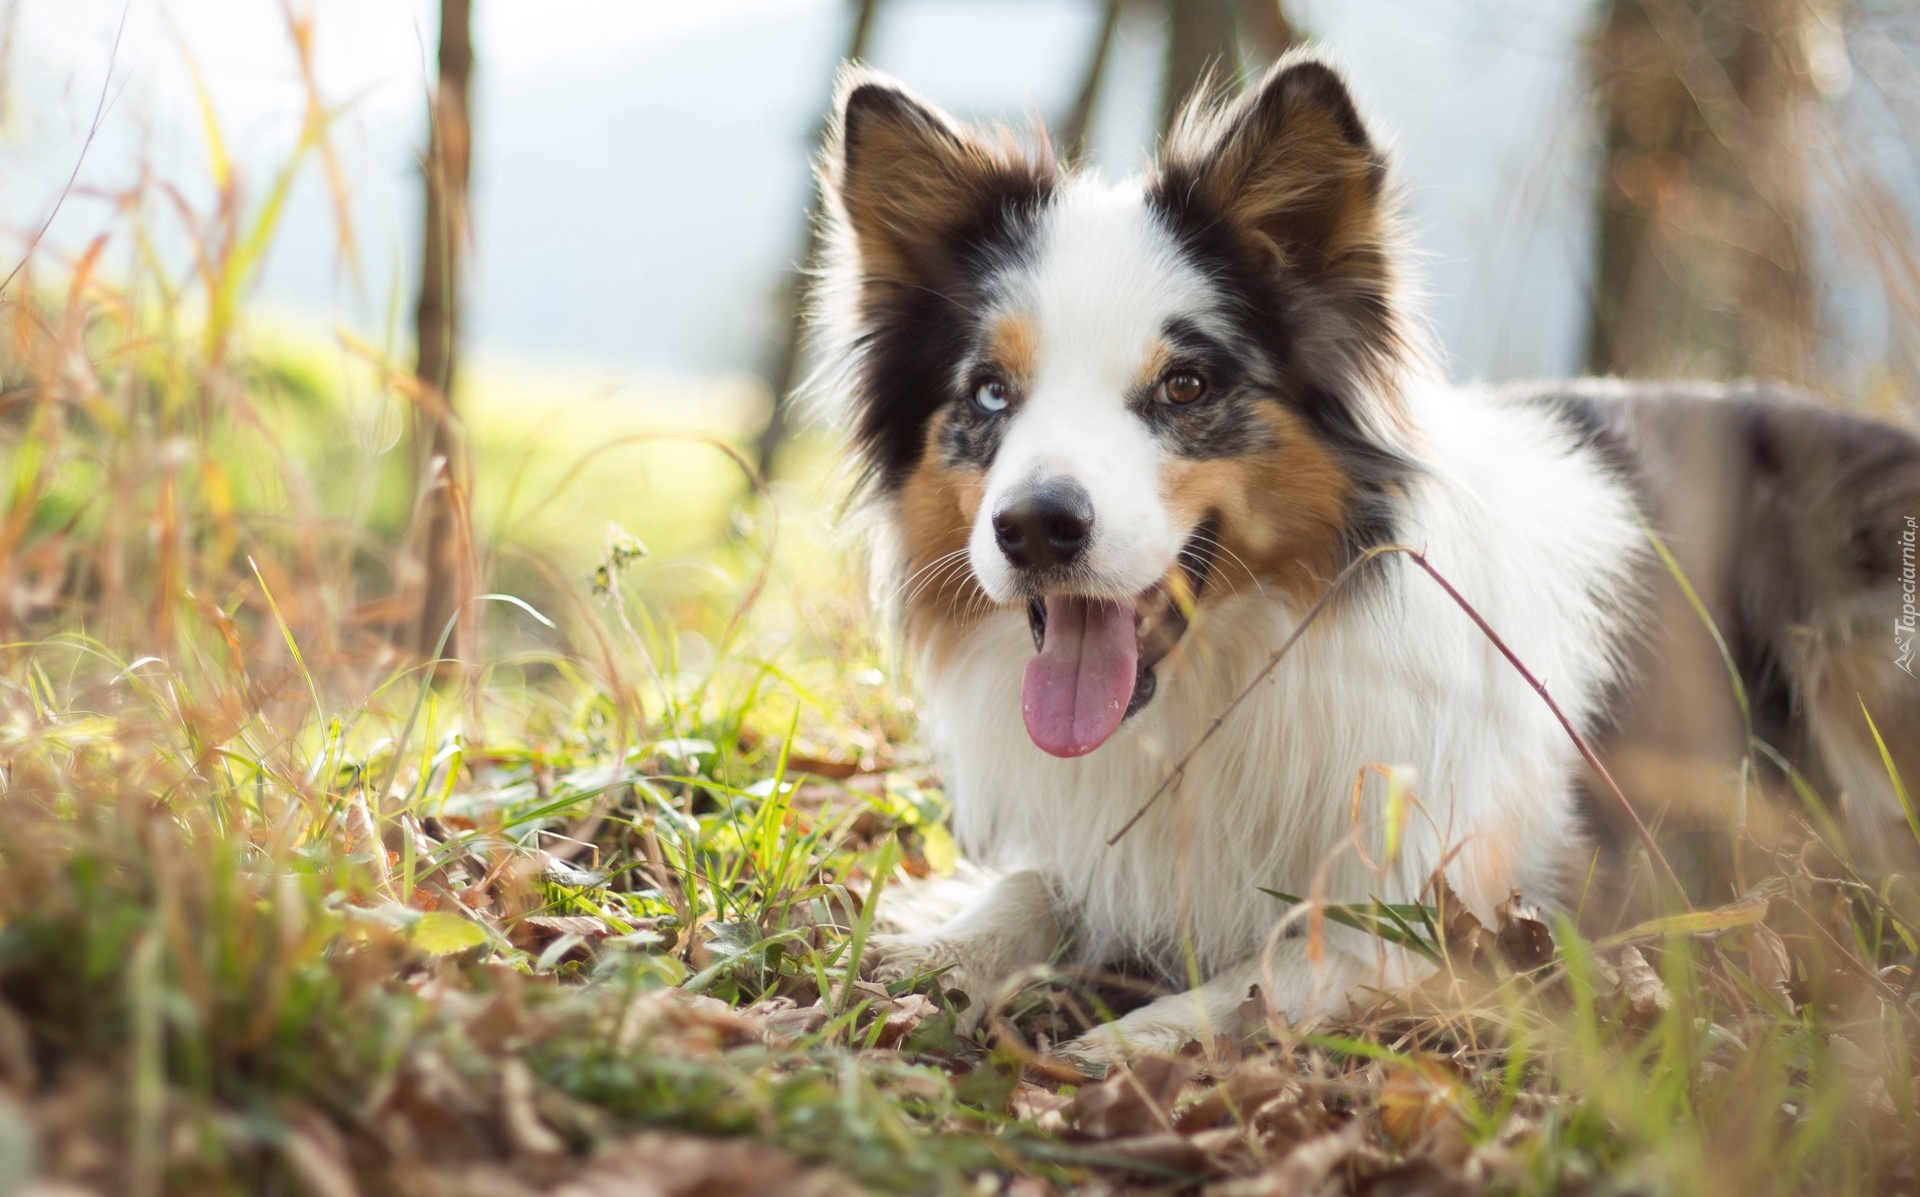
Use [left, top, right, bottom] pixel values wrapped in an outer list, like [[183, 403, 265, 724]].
[[810, 53, 1920, 1070]]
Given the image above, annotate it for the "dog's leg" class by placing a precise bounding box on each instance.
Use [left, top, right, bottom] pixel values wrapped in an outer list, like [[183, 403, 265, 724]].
[[865, 870, 1063, 1030], [1056, 938, 1422, 1073]]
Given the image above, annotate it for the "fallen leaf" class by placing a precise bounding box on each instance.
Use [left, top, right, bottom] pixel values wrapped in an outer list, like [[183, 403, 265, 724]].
[[550, 1131, 852, 1197], [1174, 1061, 1294, 1132], [741, 996, 828, 1043], [1616, 945, 1671, 1029], [499, 1058, 565, 1159], [1747, 925, 1795, 1013], [1234, 985, 1276, 1042], [282, 1107, 360, 1197], [510, 915, 611, 945], [1434, 877, 1488, 975], [1494, 892, 1555, 972], [412, 910, 490, 956], [872, 992, 938, 1048], [1011, 1082, 1072, 1131], [1377, 1055, 1469, 1152], [1067, 1055, 1195, 1140], [617, 988, 763, 1054], [785, 754, 861, 779], [1211, 1120, 1376, 1197]]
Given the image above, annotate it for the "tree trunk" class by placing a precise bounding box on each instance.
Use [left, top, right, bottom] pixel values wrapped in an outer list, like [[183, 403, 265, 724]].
[[1059, 1, 1122, 163], [1162, 0, 1242, 133], [414, 0, 474, 664], [754, 0, 882, 482], [1237, 0, 1295, 69], [1584, 0, 1819, 383]]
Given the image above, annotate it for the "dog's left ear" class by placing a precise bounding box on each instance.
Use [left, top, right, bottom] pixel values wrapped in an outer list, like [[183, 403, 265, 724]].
[[825, 68, 1052, 288], [1158, 57, 1389, 287]]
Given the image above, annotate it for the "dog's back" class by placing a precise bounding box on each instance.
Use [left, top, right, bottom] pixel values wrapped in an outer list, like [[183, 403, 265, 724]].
[[1515, 380, 1920, 903]]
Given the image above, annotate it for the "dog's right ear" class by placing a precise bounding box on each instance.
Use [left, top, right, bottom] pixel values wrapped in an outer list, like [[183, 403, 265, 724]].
[[826, 69, 1049, 285]]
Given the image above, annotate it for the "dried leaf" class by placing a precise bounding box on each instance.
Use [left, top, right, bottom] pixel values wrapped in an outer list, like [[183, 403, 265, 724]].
[[741, 996, 828, 1043], [499, 1058, 565, 1159], [1011, 1082, 1072, 1132], [1234, 985, 1275, 1042], [618, 988, 762, 1054], [1747, 925, 1796, 1013], [1174, 1061, 1294, 1132], [511, 915, 611, 944], [1434, 877, 1488, 974], [282, 1107, 360, 1197], [872, 992, 938, 1048], [1084, 1131, 1211, 1174], [1377, 1055, 1468, 1151], [1494, 892, 1556, 972], [1616, 945, 1671, 1029], [1212, 1120, 1375, 1197], [1067, 1055, 1195, 1139], [551, 1131, 852, 1197]]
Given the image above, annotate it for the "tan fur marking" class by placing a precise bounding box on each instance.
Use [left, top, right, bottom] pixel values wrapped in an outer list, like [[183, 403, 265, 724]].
[[897, 411, 989, 667], [835, 96, 1045, 290], [1162, 404, 1352, 608], [988, 314, 1039, 384]]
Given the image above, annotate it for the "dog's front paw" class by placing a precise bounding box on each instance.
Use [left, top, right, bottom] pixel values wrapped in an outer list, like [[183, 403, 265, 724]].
[[864, 933, 1014, 1032], [1057, 1012, 1202, 1076], [863, 932, 964, 990]]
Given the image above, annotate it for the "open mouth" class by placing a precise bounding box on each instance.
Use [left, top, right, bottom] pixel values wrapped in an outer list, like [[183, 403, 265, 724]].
[[1019, 520, 1217, 758]]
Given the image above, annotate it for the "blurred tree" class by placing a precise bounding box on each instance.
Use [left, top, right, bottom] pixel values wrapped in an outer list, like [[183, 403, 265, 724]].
[[1585, 0, 1820, 383], [1059, 1, 1122, 162], [1163, 0, 1242, 129], [755, 0, 882, 483], [1238, 0, 1295, 69], [414, 0, 474, 666]]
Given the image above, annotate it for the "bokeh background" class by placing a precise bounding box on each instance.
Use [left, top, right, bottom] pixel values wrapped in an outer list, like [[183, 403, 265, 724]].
[[11, 1, 1916, 411], [3, 0, 1919, 665]]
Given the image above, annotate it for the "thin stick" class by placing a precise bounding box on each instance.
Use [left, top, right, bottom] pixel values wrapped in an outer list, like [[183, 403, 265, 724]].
[[1107, 544, 1693, 912], [1400, 551, 1689, 910], [1106, 544, 1401, 847]]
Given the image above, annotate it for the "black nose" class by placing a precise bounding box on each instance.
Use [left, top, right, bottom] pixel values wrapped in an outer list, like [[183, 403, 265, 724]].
[[993, 479, 1094, 571]]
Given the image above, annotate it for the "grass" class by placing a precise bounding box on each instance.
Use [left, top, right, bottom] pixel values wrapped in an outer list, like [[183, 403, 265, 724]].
[[2, 38, 1919, 1197]]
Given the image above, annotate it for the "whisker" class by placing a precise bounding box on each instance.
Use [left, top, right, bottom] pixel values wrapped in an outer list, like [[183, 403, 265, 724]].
[[1189, 532, 1266, 603], [892, 546, 973, 605]]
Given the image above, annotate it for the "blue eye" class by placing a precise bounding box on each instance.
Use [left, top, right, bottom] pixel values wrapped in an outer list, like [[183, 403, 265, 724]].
[[974, 378, 1010, 413]]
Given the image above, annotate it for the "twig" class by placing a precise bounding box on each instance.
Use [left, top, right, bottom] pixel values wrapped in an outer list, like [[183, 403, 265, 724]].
[[1107, 544, 1400, 847], [1107, 544, 1693, 912]]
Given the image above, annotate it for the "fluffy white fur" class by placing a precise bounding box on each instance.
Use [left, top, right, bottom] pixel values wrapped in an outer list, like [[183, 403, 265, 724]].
[[965, 179, 1214, 606]]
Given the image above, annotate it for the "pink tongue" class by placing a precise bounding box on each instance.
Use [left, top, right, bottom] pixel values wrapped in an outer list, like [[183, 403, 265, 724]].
[[1021, 596, 1138, 758]]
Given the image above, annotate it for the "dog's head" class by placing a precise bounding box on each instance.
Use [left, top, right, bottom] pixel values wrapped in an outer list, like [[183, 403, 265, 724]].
[[819, 56, 1417, 758]]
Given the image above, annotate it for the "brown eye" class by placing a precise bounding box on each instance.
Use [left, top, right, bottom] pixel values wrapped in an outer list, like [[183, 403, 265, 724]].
[[1159, 370, 1207, 406]]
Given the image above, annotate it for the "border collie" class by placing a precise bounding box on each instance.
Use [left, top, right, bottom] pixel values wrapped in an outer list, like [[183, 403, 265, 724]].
[[812, 54, 1920, 1069]]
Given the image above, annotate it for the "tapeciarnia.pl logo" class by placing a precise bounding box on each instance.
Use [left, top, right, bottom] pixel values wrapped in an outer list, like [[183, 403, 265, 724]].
[[1899, 515, 1917, 677]]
